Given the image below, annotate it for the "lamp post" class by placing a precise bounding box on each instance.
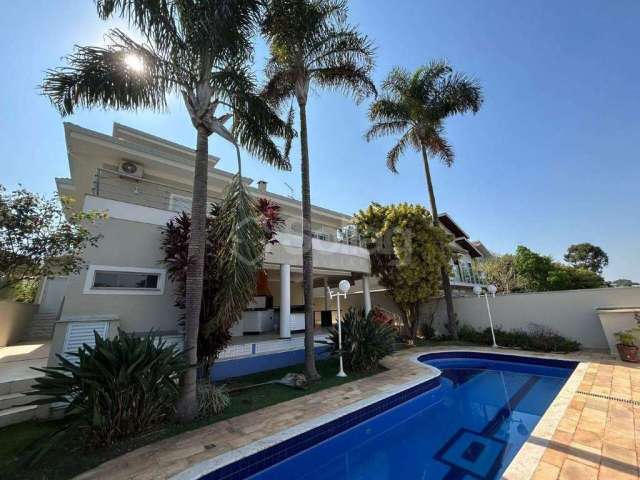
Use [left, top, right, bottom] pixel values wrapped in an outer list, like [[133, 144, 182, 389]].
[[473, 284, 498, 348], [327, 279, 351, 378]]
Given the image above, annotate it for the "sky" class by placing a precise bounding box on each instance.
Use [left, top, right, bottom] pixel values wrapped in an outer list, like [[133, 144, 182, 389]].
[[1, 1, 639, 281]]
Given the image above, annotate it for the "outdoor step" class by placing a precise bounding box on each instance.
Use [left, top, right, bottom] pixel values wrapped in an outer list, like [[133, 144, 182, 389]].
[[0, 404, 39, 428], [0, 378, 38, 396], [0, 392, 31, 410]]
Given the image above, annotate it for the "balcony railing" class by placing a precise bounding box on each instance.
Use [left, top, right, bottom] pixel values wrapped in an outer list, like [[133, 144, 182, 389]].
[[93, 168, 365, 247], [450, 263, 485, 285]]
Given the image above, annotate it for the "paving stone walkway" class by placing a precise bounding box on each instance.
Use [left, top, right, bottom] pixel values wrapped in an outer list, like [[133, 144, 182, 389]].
[[74, 347, 637, 480]]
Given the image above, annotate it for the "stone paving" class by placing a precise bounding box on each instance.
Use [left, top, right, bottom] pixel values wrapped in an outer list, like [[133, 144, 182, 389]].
[[74, 347, 640, 480], [530, 361, 640, 480]]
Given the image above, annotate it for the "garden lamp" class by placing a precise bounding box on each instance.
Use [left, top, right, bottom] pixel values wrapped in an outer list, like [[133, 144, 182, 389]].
[[327, 279, 351, 377], [474, 284, 498, 348]]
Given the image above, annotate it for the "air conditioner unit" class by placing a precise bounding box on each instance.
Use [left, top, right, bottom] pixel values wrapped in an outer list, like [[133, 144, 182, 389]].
[[118, 160, 144, 179]]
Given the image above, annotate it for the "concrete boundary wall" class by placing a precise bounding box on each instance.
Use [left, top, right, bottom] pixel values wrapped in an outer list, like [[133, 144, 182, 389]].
[[341, 287, 640, 350]]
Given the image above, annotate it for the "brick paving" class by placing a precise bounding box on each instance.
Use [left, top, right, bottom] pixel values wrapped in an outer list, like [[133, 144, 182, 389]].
[[74, 348, 639, 480]]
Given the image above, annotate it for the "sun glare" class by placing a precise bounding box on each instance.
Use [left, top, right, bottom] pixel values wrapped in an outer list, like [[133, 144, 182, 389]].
[[124, 54, 144, 73]]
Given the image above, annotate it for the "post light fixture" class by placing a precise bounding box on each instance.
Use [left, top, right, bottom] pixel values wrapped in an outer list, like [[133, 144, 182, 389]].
[[474, 284, 499, 348], [327, 279, 351, 378]]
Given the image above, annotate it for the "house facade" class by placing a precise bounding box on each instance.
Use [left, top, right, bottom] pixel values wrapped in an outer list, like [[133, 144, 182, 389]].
[[45, 122, 488, 371]]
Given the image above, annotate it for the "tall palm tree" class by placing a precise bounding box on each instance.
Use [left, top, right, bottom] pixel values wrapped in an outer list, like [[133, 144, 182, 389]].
[[365, 60, 483, 339], [261, 0, 376, 380], [41, 0, 292, 421]]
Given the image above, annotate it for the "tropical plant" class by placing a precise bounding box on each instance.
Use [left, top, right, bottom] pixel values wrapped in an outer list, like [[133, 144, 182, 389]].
[[197, 381, 230, 416], [30, 330, 186, 447], [564, 243, 609, 274], [365, 60, 483, 339], [161, 197, 283, 370], [0, 186, 103, 291], [261, 0, 376, 381], [41, 1, 292, 421], [615, 329, 637, 347], [329, 308, 395, 372], [354, 203, 452, 342]]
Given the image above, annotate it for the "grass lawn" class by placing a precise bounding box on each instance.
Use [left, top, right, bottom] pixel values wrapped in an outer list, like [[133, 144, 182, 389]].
[[0, 357, 383, 480]]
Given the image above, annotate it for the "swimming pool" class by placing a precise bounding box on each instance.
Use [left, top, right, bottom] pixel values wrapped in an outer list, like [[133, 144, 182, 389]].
[[196, 352, 577, 480]]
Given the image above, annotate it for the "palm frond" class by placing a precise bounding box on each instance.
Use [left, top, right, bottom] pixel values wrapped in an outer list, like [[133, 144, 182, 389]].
[[367, 98, 411, 123], [364, 120, 410, 143], [205, 175, 264, 336], [386, 129, 417, 173], [261, 64, 297, 108], [41, 29, 181, 116], [425, 129, 455, 166]]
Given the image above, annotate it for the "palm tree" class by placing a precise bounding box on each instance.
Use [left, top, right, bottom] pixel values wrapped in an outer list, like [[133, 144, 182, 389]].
[[261, 0, 376, 380], [365, 60, 483, 339], [41, 0, 292, 421]]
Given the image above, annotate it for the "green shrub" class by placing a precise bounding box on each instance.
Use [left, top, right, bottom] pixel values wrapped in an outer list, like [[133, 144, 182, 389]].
[[30, 330, 186, 446], [13, 278, 39, 303], [197, 381, 230, 416], [457, 323, 580, 353], [329, 308, 396, 372]]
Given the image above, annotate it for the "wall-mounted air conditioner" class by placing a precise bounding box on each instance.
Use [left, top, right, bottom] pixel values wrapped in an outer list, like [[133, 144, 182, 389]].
[[118, 160, 144, 179]]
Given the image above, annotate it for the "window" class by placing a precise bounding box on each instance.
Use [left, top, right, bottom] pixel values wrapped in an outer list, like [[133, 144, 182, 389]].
[[311, 231, 329, 241], [84, 265, 166, 295], [168, 193, 192, 213]]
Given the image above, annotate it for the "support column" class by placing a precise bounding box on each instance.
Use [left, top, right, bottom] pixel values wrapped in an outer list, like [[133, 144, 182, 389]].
[[280, 264, 291, 338], [363, 275, 372, 315], [323, 277, 329, 311]]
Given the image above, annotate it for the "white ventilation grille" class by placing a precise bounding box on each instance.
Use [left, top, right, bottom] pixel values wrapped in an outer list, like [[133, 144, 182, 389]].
[[62, 322, 109, 363]]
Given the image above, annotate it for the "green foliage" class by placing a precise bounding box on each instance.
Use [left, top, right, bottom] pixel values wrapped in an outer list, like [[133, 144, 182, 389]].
[[365, 60, 483, 173], [477, 254, 521, 293], [457, 324, 580, 353], [0, 186, 104, 291], [329, 308, 396, 372], [354, 202, 452, 340], [13, 279, 39, 303], [564, 243, 609, 274], [513, 246, 553, 292], [615, 330, 637, 347], [261, 0, 377, 108], [612, 279, 638, 287], [161, 190, 283, 365], [512, 245, 604, 292], [30, 330, 186, 447], [197, 382, 230, 417], [419, 322, 435, 340], [546, 265, 604, 290]]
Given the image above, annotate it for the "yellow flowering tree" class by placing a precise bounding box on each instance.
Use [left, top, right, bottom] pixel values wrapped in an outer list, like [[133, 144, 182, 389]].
[[354, 203, 452, 341]]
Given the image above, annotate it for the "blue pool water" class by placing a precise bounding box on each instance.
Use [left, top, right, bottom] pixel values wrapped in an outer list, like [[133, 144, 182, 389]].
[[203, 352, 576, 480]]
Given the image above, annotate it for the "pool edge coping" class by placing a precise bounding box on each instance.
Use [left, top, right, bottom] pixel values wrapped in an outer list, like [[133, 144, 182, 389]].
[[172, 348, 585, 480]]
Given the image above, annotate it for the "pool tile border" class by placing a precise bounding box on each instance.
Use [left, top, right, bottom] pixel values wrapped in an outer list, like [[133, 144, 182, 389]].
[[174, 349, 583, 480], [502, 361, 589, 479]]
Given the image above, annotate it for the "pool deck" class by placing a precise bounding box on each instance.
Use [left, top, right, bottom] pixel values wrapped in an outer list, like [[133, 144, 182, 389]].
[[73, 347, 639, 480]]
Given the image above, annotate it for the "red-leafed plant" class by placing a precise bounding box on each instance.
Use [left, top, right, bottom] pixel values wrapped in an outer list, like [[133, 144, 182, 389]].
[[161, 198, 282, 368]]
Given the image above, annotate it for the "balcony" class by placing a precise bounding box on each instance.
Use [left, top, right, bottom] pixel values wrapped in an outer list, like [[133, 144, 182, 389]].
[[450, 263, 485, 286], [92, 168, 364, 248]]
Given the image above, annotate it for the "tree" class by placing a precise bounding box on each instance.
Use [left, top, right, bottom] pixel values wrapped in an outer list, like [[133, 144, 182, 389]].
[[477, 254, 521, 293], [546, 265, 604, 291], [564, 243, 609, 274], [261, 0, 376, 380], [161, 198, 282, 370], [0, 186, 103, 289], [513, 246, 554, 292], [612, 279, 637, 287], [354, 203, 452, 342], [41, 1, 292, 421], [365, 60, 483, 339]]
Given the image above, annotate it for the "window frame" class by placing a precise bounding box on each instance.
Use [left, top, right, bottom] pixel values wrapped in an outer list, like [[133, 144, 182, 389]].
[[83, 265, 166, 295], [168, 193, 193, 213]]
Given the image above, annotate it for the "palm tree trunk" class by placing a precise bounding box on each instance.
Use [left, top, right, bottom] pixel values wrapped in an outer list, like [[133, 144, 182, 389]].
[[421, 145, 457, 340], [298, 100, 320, 381], [176, 125, 210, 421]]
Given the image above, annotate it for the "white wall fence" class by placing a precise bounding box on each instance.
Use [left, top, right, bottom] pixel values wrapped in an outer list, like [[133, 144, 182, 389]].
[[428, 287, 640, 350]]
